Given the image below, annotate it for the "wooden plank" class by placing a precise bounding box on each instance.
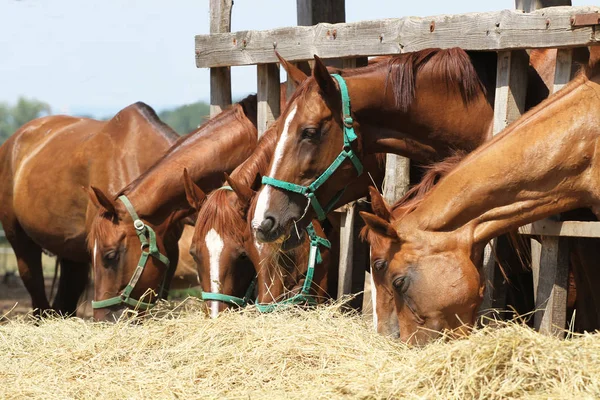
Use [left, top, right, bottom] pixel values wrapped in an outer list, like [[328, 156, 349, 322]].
[[532, 236, 569, 337], [519, 220, 600, 238], [208, 0, 233, 116], [257, 63, 280, 137], [481, 49, 530, 314], [338, 203, 356, 299], [195, 6, 600, 68], [553, 48, 573, 92], [383, 154, 410, 204]]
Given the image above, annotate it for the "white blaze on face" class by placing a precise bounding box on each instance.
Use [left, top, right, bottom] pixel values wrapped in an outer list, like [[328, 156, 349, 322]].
[[93, 240, 98, 269], [252, 105, 298, 230], [370, 272, 378, 332], [205, 228, 224, 318]]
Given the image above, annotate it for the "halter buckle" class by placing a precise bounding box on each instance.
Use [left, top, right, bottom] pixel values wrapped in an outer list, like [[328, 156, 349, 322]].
[[133, 219, 145, 231], [343, 116, 353, 128]]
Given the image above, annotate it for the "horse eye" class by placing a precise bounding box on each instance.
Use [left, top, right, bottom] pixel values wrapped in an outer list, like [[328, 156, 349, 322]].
[[373, 259, 388, 271], [393, 276, 408, 293], [302, 127, 320, 140], [102, 250, 120, 266]]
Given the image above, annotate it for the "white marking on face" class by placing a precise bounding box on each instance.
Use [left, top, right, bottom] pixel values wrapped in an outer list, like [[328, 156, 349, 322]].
[[252, 105, 298, 229], [205, 228, 224, 318], [93, 240, 98, 269], [370, 272, 378, 332]]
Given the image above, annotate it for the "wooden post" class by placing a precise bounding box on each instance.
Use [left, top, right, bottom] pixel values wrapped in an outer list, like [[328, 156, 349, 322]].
[[338, 203, 356, 299], [515, 0, 571, 12], [297, 0, 345, 68], [481, 49, 530, 314], [530, 48, 572, 336], [257, 63, 280, 137], [533, 237, 569, 336], [209, 0, 233, 117]]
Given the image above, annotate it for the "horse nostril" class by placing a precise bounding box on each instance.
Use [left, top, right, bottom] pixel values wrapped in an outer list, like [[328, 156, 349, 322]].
[[260, 216, 276, 233]]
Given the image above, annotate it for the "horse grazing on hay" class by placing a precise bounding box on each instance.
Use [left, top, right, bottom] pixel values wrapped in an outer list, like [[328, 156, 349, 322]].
[[0, 103, 183, 316], [184, 57, 388, 316], [359, 61, 600, 344], [86, 95, 259, 321]]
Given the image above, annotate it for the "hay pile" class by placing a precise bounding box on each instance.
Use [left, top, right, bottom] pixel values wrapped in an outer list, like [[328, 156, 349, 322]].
[[1, 301, 599, 399]]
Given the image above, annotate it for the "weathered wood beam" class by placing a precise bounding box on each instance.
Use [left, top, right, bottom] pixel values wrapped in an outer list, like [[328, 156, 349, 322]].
[[208, 0, 233, 116], [195, 6, 600, 68], [519, 219, 600, 238], [257, 63, 280, 137], [516, 0, 571, 13]]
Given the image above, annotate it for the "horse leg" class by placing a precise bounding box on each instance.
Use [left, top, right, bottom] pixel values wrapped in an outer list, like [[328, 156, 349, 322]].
[[51, 259, 89, 316], [4, 224, 50, 314]]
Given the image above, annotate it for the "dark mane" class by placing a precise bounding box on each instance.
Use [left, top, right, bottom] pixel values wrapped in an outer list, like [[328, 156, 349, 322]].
[[386, 48, 485, 112], [117, 95, 257, 198], [132, 102, 180, 141], [360, 151, 465, 244]]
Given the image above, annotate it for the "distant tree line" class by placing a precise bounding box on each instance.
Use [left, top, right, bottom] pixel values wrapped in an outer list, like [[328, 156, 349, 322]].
[[0, 98, 211, 145]]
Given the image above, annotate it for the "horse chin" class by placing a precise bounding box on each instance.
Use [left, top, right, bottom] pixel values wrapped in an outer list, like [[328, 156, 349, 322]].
[[281, 229, 305, 251]]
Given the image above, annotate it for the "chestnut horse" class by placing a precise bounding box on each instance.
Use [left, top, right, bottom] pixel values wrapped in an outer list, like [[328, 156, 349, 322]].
[[0, 103, 182, 316], [360, 62, 600, 344], [251, 48, 498, 248], [87, 95, 258, 320]]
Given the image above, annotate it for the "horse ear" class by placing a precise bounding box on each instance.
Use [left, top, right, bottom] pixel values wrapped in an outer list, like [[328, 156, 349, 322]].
[[182, 168, 206, 211], [368, 186, 391, 221], [224, 172, 254, 207], [88, 186, 116, 215], [276, 51, 308, 87], [312, 55, 338, 102], [359, 211, 399, 241], [250, 172, 262, 192]]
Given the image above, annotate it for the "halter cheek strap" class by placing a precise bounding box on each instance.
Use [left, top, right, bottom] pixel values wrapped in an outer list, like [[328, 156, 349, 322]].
[[91, 195, 171, 310], [261, 74, 364, 221]]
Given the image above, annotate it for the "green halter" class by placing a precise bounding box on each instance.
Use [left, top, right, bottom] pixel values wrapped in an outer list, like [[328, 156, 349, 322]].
[[199, 185, 257, 308], [261, 74, 363, 221], [254, 222, 331, 313], [91, 195, 171, 310]]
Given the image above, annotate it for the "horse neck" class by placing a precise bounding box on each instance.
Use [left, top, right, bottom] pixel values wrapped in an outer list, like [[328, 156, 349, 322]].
[[124, 106, 258, 225], [345, 58, 493, 163], [401, 74, 600, 247], [230, 124, 277, 187]]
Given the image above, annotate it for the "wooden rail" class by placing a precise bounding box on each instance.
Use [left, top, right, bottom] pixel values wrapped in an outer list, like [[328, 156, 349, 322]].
[[196, 6, 600, 68]]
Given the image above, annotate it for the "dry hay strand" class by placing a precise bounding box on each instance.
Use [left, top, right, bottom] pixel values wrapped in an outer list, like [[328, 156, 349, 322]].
[[1, 300, 600, 400]]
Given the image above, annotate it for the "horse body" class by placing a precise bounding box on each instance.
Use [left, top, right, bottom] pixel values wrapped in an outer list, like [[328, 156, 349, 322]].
[[0, 103, 179, 313], [88, 96, 258, 320], [361, 64, 600, 344]]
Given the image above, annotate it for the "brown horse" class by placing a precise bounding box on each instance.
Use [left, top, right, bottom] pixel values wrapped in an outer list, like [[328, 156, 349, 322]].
[[0, 103, 183, 316], [360, 62, 600, 344], [87, 95, 258, 320], [251, 48, 498, 247]]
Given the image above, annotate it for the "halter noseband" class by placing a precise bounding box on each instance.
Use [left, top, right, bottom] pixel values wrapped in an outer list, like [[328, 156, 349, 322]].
[[261, 74, 364, 221], [91, 195, 171, 310]]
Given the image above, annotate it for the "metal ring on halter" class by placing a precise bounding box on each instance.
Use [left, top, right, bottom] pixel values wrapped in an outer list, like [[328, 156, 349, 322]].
[[141, 243, 149, 252], [133, 219, 145, 231]]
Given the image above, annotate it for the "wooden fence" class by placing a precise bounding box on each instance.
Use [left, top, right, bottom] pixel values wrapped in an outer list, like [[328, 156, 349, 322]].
[[197, 0, 600, 336]]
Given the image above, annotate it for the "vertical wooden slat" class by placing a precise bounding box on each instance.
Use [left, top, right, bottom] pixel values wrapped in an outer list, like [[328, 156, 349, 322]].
[[481, 49, 529, 314], [530, 48, 572, 336], [383, 155, 410, 205], [338, 203, 356, 299], [297, 0, 345, 26], [257, 63, 281, 137], [533, 237, 569, 336], [342, 57, 368, 70], [515, 0, 571, 12], [209, 0, 233, 117]]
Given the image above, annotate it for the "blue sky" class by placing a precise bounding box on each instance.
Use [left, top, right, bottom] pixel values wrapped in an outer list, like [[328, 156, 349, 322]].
[[0, 0, 587, 117]]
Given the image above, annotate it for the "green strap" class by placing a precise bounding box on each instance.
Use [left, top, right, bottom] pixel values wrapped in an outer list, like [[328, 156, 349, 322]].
[[255, 223, 330, 312], [92, 195, 171, 310], [201, 276, 257, 308], [261, 73, 363, 221]]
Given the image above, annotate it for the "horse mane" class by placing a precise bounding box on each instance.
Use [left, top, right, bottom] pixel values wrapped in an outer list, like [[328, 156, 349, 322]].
[[385, 47, 485, 112], [360, 151, 466, 245], [117, 94, 257, 198], [195, 189, 246, 242], [131, 102, 180, 141], [231, 121, 278, 188]]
